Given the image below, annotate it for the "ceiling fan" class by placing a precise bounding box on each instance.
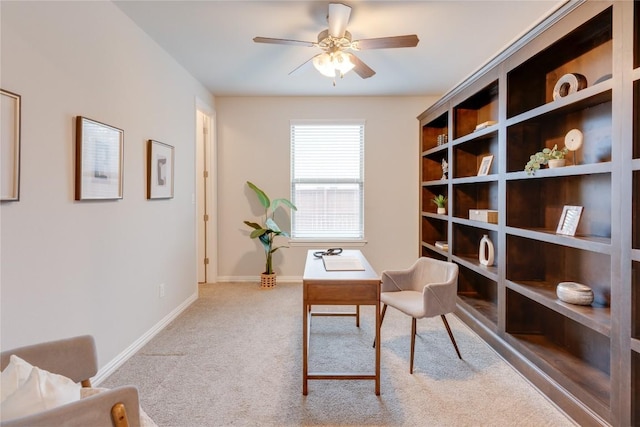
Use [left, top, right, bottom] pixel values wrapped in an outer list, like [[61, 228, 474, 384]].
[[253, 3, 419, 83]]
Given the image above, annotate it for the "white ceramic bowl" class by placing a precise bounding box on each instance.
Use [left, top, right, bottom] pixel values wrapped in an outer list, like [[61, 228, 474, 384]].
[[556, 282, 594, 306]]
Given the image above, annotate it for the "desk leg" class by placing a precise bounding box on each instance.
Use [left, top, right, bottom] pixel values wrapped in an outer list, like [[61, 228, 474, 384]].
[[356, 305, 360, 327], [303, 302, 308, 395], [375, 299, 380, 395]]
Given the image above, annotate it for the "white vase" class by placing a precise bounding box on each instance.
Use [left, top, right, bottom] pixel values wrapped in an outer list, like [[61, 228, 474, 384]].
[[479, 234, 494, 266], [437, 207, 446, 215], [548, 158, 566, 168]]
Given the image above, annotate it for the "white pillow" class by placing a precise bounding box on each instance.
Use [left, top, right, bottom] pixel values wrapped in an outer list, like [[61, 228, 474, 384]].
[[0, 361, 80, 420], [1, 355, 34, 402]]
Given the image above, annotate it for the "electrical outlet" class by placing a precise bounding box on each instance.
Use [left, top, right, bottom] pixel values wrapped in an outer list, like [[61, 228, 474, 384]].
[[159, 283, 165, 298]]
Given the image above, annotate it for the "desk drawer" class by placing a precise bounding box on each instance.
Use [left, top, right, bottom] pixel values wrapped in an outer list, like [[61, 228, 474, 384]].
[[305, 281, 379, 305]]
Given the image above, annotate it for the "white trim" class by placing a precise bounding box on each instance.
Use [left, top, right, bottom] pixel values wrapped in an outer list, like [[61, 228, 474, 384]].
[[216, 276, 302, 283], [92, 292, 198, 385], [202, 109, 218, 282], [195, 96, 217, 283], [290, 121, 366, 240], [290, 118, 366, 126], [288, 239, 367, 247]]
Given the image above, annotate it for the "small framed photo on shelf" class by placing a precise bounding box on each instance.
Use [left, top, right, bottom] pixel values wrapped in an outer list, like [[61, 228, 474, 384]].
[[477, 155, 494, 176], [1, 89, 21, 201], [75, 116, 124, 201], [147, 140, 174, 199], [556, 205, 583, 236]]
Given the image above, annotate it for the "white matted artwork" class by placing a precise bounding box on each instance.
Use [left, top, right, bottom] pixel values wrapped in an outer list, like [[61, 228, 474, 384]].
[[75, 116, 123, 200], [1, 89, 21, 201], [147, 140, 174, 199], [477, 155, 494, 176], [556, 205, 583, 236]]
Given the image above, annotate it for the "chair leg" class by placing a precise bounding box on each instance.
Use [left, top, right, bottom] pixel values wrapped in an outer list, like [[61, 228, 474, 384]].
[[441, 314, 462, 359], [372, 304, 387, 348], [410, 317, 416, 374]]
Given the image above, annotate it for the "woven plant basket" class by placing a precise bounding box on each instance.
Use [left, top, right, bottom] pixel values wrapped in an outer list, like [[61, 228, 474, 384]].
[[260, 273, 276, 289]]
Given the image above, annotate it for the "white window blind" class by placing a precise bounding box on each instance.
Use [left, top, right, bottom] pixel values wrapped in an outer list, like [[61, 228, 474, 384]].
[[290, 121, 364, 240]]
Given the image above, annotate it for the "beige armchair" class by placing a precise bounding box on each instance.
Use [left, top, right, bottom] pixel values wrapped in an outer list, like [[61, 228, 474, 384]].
[[377, 257, 462, 373], [1, 335, 141, 427]]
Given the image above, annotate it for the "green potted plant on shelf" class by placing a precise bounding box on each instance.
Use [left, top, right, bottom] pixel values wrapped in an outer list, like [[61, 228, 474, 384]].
[[524, 144, 569, 175], [432, 194, 447, 214], [243, 181, 297, 289]]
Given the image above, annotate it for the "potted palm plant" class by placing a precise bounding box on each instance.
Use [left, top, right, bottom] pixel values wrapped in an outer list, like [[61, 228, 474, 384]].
[[243, 181, 297, 289]]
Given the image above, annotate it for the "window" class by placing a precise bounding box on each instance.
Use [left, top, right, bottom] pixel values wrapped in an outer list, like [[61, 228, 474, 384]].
[[290, 120, 364, 240]]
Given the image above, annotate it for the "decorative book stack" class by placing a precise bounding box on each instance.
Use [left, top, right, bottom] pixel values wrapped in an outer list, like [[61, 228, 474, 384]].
[[435, 241, 449, 251]]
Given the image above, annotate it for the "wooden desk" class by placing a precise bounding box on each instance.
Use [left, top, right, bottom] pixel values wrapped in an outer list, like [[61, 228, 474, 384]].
[[302, 249, 381, 395]]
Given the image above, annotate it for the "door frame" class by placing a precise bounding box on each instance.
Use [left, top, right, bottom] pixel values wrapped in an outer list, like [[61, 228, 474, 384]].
[[195, 98, 217, 283]]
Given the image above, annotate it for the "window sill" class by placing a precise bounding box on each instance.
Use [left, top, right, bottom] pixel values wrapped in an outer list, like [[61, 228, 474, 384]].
[[288, 239, 367, 247]]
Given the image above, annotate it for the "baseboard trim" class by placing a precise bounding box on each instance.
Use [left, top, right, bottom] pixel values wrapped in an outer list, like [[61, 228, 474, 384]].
[[215, 275, 302, 283], [93, 291, 198, 385]]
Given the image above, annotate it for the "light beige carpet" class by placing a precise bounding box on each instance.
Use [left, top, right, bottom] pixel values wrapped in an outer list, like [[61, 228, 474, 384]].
[[101, 282, 576, 427]]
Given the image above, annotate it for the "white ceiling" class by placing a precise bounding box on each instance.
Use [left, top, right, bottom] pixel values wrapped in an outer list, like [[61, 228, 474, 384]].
[[114, 0, 566, 97]]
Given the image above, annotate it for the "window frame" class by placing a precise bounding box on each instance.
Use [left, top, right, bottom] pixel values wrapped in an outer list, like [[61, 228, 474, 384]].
[[289, 119, 366, 245]]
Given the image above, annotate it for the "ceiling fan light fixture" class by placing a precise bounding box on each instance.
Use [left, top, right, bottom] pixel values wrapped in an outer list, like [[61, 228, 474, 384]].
[[312, 51, 354, 78], [312, 53, 337, 77], [334, 51, 355, 74]]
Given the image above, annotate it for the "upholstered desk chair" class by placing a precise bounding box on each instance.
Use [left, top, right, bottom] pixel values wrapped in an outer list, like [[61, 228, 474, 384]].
[[377, 257, 462, 373], [1, 335, 142, 427]]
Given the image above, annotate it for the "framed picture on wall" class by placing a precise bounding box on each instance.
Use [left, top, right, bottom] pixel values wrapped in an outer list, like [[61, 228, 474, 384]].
[[1, 89, 21, 201], [147, 140, 174, 199], [477, 155, 494, 176], [75, 116, 124, 200]]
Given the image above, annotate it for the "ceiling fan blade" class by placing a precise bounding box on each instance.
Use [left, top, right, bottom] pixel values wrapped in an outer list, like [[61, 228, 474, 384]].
[[327, 3, 351, 38], [352, 35, 419, 50], [346, 53, 375, 79], [253, 37, 316, 48], [288, 56, 315, 75]]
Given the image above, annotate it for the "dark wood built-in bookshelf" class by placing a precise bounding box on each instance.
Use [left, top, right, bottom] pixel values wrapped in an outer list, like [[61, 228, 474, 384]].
[[418, 1, 637, 424]]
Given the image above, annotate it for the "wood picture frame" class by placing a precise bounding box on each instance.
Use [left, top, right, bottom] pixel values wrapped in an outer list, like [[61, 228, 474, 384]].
[[147, 140, 174, 199], [1, 89, 21, 201], [75, 116, 123, 200], [477, 155, 494, 176], [556, 205, 583, 236]]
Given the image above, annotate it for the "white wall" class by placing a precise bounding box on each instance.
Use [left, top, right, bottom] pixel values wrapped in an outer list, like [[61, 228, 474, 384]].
[[0, 1, 437, 370], [216, 96, 437, 280], [0, 1, 214, 367]]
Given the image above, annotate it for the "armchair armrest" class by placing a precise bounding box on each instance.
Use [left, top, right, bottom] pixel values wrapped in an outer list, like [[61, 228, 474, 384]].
[[0, 386, 140, 427], [421, 262, 458, 316], [381, 266, 415, 292], [422, 278, 458, 317]]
